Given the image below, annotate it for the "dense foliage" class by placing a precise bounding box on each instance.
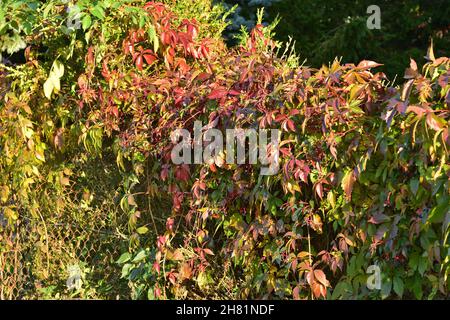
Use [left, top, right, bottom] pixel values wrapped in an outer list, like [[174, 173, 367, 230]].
[[0, 0, 449, 299], [220, 0, 450, 79]]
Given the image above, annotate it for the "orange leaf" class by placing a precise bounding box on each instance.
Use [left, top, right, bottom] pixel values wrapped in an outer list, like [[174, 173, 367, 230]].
[[180, 263, 192, 280], [312, 282, 322, 298], [313, 269, 330, 287]]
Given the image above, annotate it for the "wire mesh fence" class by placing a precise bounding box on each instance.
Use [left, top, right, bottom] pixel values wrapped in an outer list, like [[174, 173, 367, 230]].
[[0, 206, 130, 299]]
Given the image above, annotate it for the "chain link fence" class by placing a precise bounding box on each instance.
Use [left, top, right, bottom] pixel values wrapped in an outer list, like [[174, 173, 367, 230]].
[[0, 200, 130, 299]]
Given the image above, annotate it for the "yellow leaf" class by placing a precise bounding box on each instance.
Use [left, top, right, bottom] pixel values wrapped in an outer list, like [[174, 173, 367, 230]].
[[22, 104, 32, 114], [0, 185, 10, 203], [327, 191, 336, 208], [197, 271, 213, 291], [298, 251, 312, 259], [136, 226, 148, 234], [342, 170, 356, 201], [43, 78, 53, 99], [43, 60, 64, 99], [22, 177, 35, 189], [4, 207, 18, 221], [35, 149, 45, 162], [53, 60, 64, 78]]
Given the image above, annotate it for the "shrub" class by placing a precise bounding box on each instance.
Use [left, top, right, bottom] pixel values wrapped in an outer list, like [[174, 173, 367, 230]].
[[0, 0, 449, 299]]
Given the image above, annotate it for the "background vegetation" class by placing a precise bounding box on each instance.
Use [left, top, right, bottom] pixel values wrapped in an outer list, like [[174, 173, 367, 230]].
[[0, 0, 449, 300], [220, 0, 450, 79]]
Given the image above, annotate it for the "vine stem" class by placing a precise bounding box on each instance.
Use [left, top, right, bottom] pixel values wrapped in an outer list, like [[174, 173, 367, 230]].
[[307, 224, 313, 300], [146, 162, 158, 236], [37, 208, 50, 278]]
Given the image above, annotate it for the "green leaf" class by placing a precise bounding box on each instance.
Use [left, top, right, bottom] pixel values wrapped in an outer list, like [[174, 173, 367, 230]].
[[409, 178, 419, 196], [121, 263, 132, 278], [90, 5, 105, 20], [148, 24, 159, 53], [331, 281, 351, 299], [147, 288, 155, 300], [418, 256, 428, 276], [409, 252, 419, 271], [393, 276, 404, 298], [136, 226, 148, 234], [139, 14, 146, 28], [413, 279, 423, 299], [116, 252, 131, 264], [380, 276, 392, 299], [348, 99, 364, 114], [132, 250, 147, 263], [427, 202, 448, 224], [82, 14, 92, 30]]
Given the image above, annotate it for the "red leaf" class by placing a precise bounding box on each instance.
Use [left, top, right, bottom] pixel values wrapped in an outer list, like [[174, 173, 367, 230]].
[[208, 88, 228, 100], [123, 39, 134, 55], [290, 109, 300, 116], [160, 165, 169, 181], [175, 164, 190, 182], [426, 113, 446, 131], [293, 286, 300, 300], [154, 286, 161, 298], [157, 235, 166, 251], [86, 46, 95, 65], [143, 53, 157, 65], [111, 106, 119, 118], [101, 60, 110, 80], [299, 163, 310, 183], [166, 217, 174, 232], [175, 58, 190, 73], [153, 262, 161, 274], [196, 72, 211, 81], [406, 105, 427, 117], [443, 128, 450, 146], [368, 212, 390, 224], [287, 119, 296, 132], [315, 183, 323, 199], [410, 58, 418, 72], [135, 55, 143, 71], [187, 23, 198, 39]]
